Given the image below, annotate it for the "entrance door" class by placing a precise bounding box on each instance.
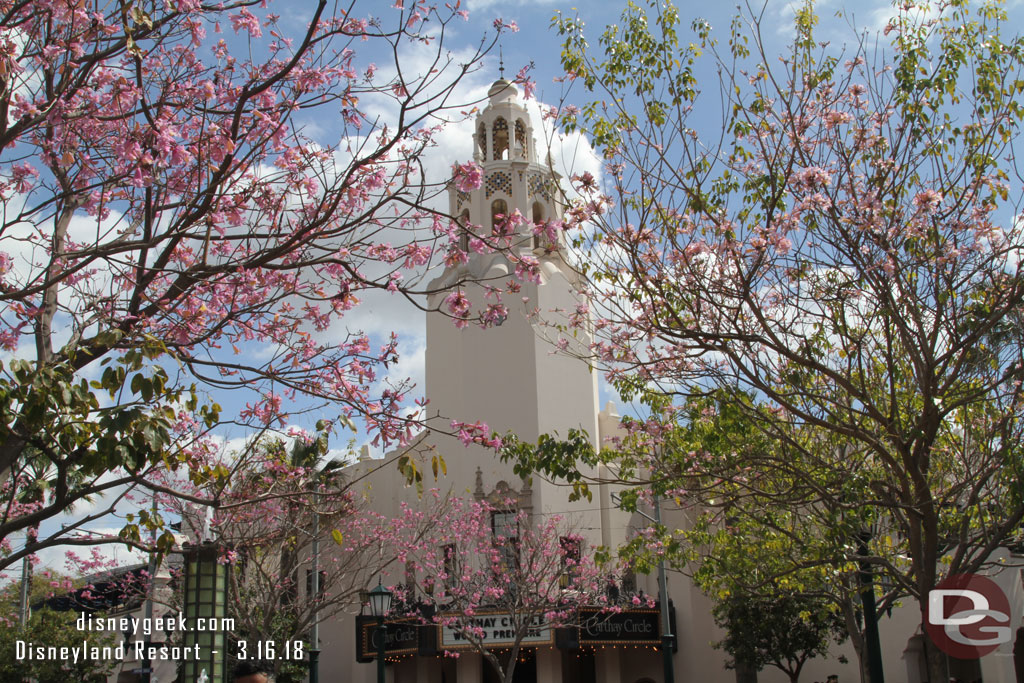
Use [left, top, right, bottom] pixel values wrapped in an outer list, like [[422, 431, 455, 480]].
[[561, 648, 595, 683], [482, 649, 537, 683]]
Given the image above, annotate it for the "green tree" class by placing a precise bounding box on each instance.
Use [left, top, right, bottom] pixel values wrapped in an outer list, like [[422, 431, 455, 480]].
[[0, 609, 118, 683], [505, 393, 894, 683], [714, 590, 846, 683], [172, 433, 426, 683], [531, 1, 1024, 680], [0, 572, 118, 683]]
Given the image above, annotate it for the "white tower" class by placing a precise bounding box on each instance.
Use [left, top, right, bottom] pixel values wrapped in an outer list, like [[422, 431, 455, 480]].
[[424, 77, 600, 514]]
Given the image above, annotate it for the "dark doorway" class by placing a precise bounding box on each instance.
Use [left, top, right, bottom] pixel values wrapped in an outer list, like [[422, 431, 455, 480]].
[[562, 647, 596, 683], [482, 648, 537, 683], [948, 654, 982, 683]]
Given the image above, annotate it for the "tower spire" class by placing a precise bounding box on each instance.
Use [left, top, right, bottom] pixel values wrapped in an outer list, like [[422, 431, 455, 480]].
[[499, 45, 505, 79]]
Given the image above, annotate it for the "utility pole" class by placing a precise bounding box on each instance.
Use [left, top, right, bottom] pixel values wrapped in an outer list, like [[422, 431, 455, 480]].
[[17, 538, 31, 628], [310, 507, 320, 683], [144, 497, 158, 683], [858, 531, 885, 683], [613, 491, 675, 683], [653, 491, 676, 683]]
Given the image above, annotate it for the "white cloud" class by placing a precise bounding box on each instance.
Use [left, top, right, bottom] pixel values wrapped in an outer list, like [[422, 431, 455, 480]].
[[465, 0, 559, 10]]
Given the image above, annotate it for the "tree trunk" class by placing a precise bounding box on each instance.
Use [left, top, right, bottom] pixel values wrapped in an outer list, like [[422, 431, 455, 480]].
[[502, 644, 520, 683], [923, 632, 948, 683], [841, 594, 868, 683], [734, 658, 759, 683], [481, 650, 505, 683]]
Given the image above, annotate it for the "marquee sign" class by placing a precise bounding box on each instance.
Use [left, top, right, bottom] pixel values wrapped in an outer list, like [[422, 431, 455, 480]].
[[353, 605, 675, 661], [438, 612, 554, 650], [577, 607, 661, 646], [355, 616, 422, 661]]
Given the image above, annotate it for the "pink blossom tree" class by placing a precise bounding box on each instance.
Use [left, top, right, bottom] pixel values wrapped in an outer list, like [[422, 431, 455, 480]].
[[169, 433, 440, 682], [391, 494, 613, 683], [0, 0, 519, 570], [538, 1, 1024, 681]]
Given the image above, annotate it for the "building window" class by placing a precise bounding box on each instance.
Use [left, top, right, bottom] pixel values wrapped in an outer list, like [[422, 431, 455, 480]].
[[492, 117, 509, 160], [442, 544, 458, 591], [458, 209, 470, 253], [491, 510, 519, 572], [491, 199, 508, 234], [305, 569, 327, 601], [515, 119, 527, 158], [477, 121, 487, 161], [560, 536, 581, 587], [404, 559, 417, 594], [532, 202, 545, 250]]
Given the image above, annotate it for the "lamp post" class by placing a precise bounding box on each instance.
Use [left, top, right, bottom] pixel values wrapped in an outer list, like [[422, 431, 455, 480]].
[[652, 491, 676, 683], [182, 542, 228, 683], [308, 456, 342, 683], [368, 580, 393, 683], [309, 503, 320, 683], [858, 530, 885, 683]]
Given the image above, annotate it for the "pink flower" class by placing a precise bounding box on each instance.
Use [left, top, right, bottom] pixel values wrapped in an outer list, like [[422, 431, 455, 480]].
[[913, 189, 943, 212], [229, 9, 262, 38], [573, 171, 597, 192], [452, 162, 483, 192], [823, 110, 852, 129], [795, 166, 831, 189], [514, 65, 535, 99], [445, 290, 471, 318], [521, 78, 536, 100]]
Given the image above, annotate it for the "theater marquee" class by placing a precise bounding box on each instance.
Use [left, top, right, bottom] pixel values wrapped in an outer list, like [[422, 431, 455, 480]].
[[577, 607, 661, 646], [439, 612, 554, 650]]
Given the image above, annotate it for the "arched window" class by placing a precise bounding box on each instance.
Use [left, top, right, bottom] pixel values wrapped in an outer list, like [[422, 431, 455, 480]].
[[458, 209, 470, 252], [491, 199, 507, 234], [532, 202, 545, 250], [477, 121, 487, 161], [492, 117, 509, 160], [515, 119, 527, 159]]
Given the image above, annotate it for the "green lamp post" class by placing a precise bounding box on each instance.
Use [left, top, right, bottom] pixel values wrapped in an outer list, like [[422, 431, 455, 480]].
[[181, 542, 228, 683], [368, 580, 393, 683]]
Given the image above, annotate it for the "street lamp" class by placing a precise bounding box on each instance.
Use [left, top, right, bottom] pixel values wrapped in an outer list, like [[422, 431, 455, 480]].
[[858, 530, 885, 683], [309, 456, 343, 683], [368, 580, 393, 683]]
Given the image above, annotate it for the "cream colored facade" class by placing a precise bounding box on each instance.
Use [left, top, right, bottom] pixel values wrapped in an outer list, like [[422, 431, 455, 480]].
[[315, 80, 1024, 683]]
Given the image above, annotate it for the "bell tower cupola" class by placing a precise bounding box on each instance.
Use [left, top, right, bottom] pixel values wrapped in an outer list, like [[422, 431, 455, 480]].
[[447, 78, 565, 271]]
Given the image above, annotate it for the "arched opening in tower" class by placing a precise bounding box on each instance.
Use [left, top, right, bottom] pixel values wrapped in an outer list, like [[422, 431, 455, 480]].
[[458, 209, 470, 253], [532, 201, 545, 250], [492, 117, 509, 160], [491, 199, 508, 234], [515, 119, 527, 159], [477, 121, 487, 161]]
